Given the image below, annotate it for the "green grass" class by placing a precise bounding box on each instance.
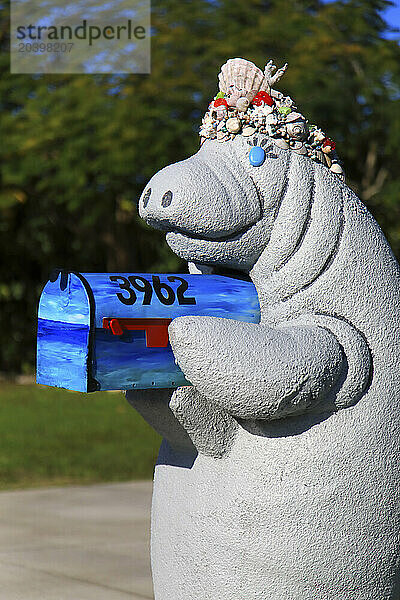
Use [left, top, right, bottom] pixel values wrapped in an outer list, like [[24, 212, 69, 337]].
[[0, 383, 161, 490]]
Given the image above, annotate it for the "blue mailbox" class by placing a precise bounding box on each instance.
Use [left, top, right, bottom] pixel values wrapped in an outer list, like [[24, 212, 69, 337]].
[[37, 271, 260, 392]]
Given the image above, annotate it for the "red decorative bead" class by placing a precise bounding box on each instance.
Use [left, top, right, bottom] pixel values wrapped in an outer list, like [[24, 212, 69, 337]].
[[214, 98, 228, 108], [252, 91, 274, 107], [323, 138, 336, 151]]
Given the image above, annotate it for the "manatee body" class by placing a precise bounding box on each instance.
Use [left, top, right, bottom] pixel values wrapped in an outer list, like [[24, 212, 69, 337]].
[[127, 135, 400, 599]]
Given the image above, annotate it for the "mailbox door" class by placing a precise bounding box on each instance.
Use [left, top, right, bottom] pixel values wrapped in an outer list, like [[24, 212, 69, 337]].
[[37, 272, 95, 392]]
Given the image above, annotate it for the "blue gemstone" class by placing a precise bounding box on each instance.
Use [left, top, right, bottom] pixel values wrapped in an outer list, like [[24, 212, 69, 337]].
[[249, 146, 266, 167]]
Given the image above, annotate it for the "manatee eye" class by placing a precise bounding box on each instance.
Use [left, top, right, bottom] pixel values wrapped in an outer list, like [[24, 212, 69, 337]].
[[249, 146, 266, 167], [142, 188, 151, 207], [161, 190, 173, 207]]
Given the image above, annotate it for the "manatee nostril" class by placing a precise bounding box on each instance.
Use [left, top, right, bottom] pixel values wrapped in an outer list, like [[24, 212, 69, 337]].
[[161, 190, 173, 207], [142, 188, 151, 208]]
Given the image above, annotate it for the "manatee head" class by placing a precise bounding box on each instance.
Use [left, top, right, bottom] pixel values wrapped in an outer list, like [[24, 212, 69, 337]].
[[139, 134, 293, 272], [139, 57, 344, 279]]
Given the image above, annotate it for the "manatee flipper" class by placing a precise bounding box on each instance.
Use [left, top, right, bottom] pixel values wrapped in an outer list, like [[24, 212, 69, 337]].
[[169, 316, 345, 421], [169, 387, 238, 458], [126, 389, 195, 453]]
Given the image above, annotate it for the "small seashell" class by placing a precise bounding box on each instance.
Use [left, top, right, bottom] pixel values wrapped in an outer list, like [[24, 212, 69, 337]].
[[242, 126, 257, 137], [272, 138, 289, 150], [285, 111, 303, 123], [216, 120, 226, 131], [283, 95, 295, 107], [324, 154, 332, 167], [217, 130, 228, 141], [270, 90, 283, 100], [332, 168, 344, 178], [226, 117, 241, 133], [236, 97, 250, 111], [313, 130, 326, 142], [286, 120, 309, 141], [330, 162, 344, 175]]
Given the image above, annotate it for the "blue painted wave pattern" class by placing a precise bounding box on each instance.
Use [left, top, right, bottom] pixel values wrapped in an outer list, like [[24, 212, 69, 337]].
[[88, 273, 260, 390], [82, 273, 260, 326], [37, 318, 90, 392], [94, 329, 189, 390]]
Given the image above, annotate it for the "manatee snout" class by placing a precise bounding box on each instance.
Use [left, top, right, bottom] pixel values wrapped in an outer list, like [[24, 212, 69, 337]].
[[139, 143, 261, 240]]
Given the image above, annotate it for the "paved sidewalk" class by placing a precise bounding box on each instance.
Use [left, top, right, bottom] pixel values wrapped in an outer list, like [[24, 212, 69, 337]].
[[0, 481, 154, 599]]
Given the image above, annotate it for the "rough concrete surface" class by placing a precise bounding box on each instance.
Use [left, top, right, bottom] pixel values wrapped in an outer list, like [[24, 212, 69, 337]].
[[126, 131, 400, 599], [0, 481, 154, 600]]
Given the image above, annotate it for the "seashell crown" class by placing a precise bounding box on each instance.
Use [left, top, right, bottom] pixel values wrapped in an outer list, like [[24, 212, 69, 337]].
[[200, 58, 344, 179]]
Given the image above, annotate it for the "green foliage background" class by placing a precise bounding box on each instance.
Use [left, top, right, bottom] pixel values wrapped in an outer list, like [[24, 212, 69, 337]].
[[1, 0, 399, 373]]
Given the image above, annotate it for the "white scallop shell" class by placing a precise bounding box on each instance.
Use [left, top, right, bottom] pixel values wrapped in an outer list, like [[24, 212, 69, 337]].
[[218, 58, 264, 107]]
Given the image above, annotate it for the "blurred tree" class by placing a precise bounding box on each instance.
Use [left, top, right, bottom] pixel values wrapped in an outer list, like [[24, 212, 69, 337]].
[[0, 0, 399, 372]]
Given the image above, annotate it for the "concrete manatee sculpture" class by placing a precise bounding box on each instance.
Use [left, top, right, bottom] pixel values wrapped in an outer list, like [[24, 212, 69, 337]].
[[127, 58, 400, 599]]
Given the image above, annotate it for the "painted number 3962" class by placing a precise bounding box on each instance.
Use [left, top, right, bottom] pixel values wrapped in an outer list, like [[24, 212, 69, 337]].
[[110, 275, 196, 306]]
